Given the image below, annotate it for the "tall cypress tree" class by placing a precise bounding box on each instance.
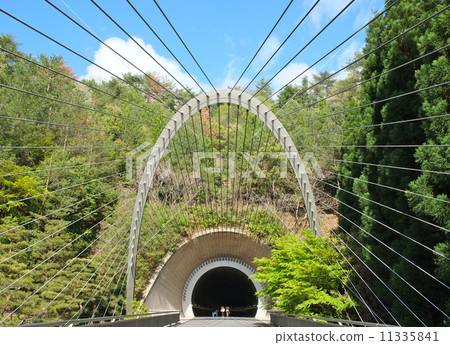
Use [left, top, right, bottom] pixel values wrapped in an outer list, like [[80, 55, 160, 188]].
[[405, 0, 450, 326], [338, 0, 449, 326]]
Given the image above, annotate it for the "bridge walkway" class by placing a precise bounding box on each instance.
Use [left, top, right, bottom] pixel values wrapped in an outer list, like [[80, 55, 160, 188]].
[[176, 317, 272, 327]]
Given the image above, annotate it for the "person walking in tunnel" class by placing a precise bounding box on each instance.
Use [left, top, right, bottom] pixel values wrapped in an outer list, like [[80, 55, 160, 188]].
[[226, 306, 230, 317], [220, 306, 225, 316]]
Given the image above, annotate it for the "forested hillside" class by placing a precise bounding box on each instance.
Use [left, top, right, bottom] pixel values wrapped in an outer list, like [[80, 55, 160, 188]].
[[0, 34, 171, 324]]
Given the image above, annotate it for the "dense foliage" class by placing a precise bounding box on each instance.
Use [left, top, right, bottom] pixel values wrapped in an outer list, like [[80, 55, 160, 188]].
[[0, 34, 168, 324], [252, 231, 355, 319], [336, 0, 449, 326]]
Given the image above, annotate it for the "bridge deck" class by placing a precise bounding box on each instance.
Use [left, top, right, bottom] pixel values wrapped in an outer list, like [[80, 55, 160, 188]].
[[176, 317, 271, 327]]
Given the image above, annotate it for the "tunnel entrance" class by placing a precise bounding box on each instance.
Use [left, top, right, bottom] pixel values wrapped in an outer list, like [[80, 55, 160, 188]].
[[191, 267, 258, 317]]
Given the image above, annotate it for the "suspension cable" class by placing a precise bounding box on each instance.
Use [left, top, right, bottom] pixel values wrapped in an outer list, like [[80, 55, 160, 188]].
[[32, 211, 131, 322], [295, 144, 450, 148], [0, 180, 130, 237], [0, 189, 134, 308], [57, 224, 130, 321], [0, 170, 125, 209], [275, 4, 450, 118], [0, 145, 135, 150], [316, 210, 401, 325], [279, 43, 449, 116], [251, 0, 356, 100], [317, 192, 450, 290], [287, 83, 449, 131], [153, 0, 217, 93], [264, 0, 399, 105], [92, 259, 128, 318], [0, 158, 124, 178], [317, 206, 426, 326], [0, 109, 155, 138], [314, 206, 389, 324], [70, 234, 130, 322], [322, 168, 450, 204], [0, 186, 134, 272], [252, 190, 394, 324], [314, 201, 449, 322], [0, 8, 176, 117], [230, 0, 294, 92], [137, 192, 198, 254], [126, 0, 206, 95], [310, 178, 450, 253], [313, 151, 450, 176], [333, 257, 383, 324], [240, 0, 320, 94], [0, 46, 171, 127], [0, 75, 162, 129], [102, 263, 127, 317], [86, 0, 194, 101], [5, 203, 133, 324]]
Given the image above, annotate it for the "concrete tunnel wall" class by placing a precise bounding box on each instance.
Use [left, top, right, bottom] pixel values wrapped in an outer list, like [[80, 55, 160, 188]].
[[143, 228, 271, 317]]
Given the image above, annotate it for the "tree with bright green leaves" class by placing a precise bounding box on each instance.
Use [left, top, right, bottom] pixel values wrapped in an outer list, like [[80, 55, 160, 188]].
[[252, 231, 356, 318], [337, 0, 449, 326]]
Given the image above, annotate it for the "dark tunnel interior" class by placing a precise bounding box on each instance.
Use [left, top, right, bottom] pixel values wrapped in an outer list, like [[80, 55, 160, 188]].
[[191, 267, 258, 317]]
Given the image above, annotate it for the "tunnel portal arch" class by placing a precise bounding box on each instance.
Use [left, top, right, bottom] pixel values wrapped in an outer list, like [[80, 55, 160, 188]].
[[143, 229, 271, 317], [182, 256, 265, 317], [127, 89, 321, 313]]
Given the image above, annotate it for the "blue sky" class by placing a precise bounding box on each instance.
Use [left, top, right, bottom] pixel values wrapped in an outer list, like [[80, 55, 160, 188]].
[[0, 0, 385, 93]]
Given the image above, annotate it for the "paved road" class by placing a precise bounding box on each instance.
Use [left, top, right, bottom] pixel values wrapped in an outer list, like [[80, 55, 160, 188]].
[[176, 317, 271, 327]]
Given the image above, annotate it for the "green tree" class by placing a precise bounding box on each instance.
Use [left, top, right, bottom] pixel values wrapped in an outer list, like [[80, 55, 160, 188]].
[[311, 71, 336, 99], [254, 77, 274, 104], [405, 0, 450, 326], [337, 0, 449, 326], [276, 77, 312, 109], [253, 231, 355, 318]]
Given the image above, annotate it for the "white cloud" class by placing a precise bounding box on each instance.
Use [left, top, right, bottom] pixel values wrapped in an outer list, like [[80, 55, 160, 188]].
[[218, 57, 251, 90], [353, 0, 386, 30], [307, 0, 350, 28], [336, 41, 361, 69], [253, 36, 281, 72], [258, 36, 281, 63], [81, 36, 207, 93], [272, 62, 318, 93], [223, 33, 236, 51]]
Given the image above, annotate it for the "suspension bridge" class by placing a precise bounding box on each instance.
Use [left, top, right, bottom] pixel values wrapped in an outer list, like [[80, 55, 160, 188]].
[[0, 0, 449, 329]]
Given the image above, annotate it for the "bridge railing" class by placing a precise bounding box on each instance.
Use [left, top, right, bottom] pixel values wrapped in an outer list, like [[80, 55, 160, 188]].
[[269, 312, 393, 327], [18, 311, 180, 327]]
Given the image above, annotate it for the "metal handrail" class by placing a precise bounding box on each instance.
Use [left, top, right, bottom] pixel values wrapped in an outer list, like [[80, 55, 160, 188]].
[[18, 311, 181, 327], [269, 311, 394, 327]]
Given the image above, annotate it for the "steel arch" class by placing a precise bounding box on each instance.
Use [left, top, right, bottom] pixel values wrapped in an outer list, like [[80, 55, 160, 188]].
[[126, 89, 321, 313]]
